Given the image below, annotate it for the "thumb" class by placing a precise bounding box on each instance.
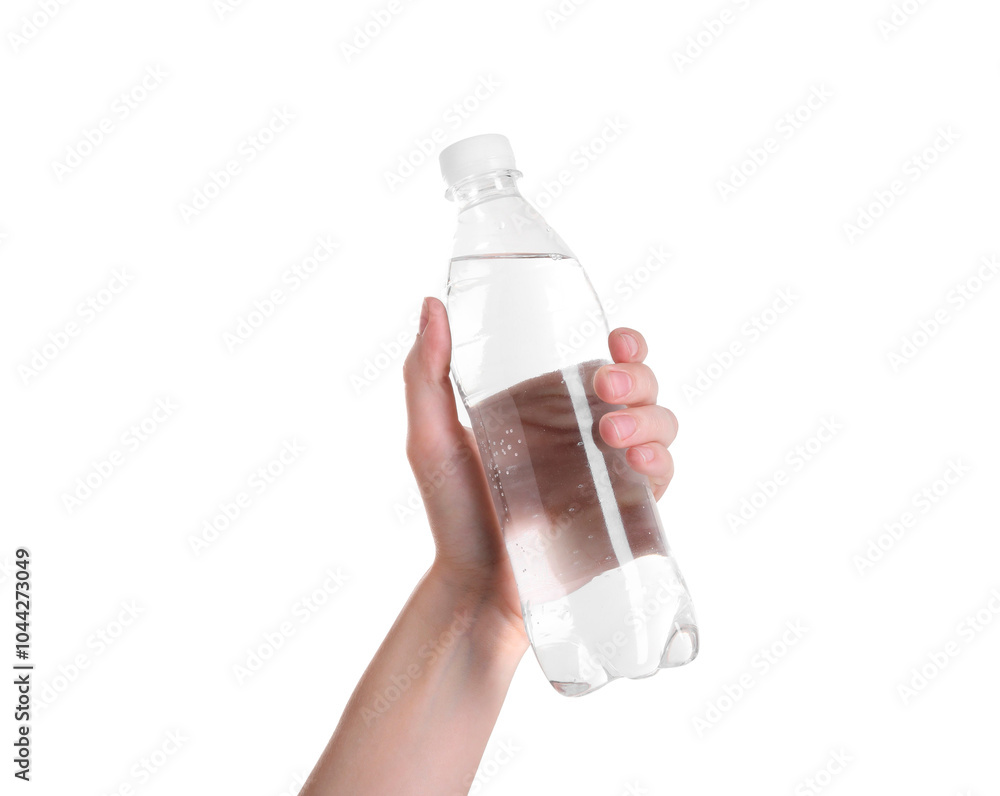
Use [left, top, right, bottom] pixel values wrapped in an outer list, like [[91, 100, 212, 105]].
[[402, 297, 467, 475]]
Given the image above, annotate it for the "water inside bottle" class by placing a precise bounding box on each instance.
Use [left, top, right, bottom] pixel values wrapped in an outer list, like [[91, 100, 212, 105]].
[[466, 360, 698, 695]]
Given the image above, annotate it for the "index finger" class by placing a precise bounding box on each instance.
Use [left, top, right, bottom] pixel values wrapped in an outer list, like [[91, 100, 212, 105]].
[[608, 327, 648, 364]]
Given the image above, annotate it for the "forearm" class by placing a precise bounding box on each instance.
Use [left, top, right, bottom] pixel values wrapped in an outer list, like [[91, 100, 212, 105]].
[[301, 564, 528, 795]]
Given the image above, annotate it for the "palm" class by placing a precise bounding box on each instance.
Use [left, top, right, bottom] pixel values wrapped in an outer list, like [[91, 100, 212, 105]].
[[424, 423, 525, 631]]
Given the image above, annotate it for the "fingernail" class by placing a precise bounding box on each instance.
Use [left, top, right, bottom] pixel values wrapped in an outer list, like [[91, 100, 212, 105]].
[[621, 332, 639, 358], [418, 298, 429, 335], [632, 445, 653, 463], [608, 369, 632, 398], [608, 414, 636, 441]]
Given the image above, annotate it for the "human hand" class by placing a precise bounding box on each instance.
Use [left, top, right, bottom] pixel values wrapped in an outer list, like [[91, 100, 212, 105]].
[[403, 298, 525, 646], [402, 298, 678, 644]]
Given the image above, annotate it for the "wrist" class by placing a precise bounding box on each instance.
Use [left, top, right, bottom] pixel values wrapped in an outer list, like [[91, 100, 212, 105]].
[[425, 560, 529, 660]]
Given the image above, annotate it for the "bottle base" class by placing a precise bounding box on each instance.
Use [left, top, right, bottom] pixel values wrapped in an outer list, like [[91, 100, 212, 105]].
[[526, 554, 698, 696], [546, 622, 699, 697]]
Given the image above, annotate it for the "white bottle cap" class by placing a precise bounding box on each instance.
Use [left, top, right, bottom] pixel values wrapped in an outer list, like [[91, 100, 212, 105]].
[[439, 134, 517, 188]]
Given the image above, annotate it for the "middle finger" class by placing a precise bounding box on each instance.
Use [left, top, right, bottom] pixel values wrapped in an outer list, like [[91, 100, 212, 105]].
[[594, 362, 659, 406]]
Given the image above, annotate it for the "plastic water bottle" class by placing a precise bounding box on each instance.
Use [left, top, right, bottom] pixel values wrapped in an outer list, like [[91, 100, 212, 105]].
[[439, 134, 697, 696]]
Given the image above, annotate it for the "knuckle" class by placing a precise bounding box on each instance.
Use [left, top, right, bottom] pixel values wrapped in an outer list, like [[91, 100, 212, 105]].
[[642, 367, 658, 396], [401, 352, 417, 385], [646, 407, 671, 437]]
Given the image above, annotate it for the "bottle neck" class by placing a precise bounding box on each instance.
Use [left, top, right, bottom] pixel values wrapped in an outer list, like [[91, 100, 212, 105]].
[[447, 169, 523, 212]]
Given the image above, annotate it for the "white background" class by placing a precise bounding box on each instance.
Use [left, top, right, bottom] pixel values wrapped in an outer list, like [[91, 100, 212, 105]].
[[3, 0, 999, 794]]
